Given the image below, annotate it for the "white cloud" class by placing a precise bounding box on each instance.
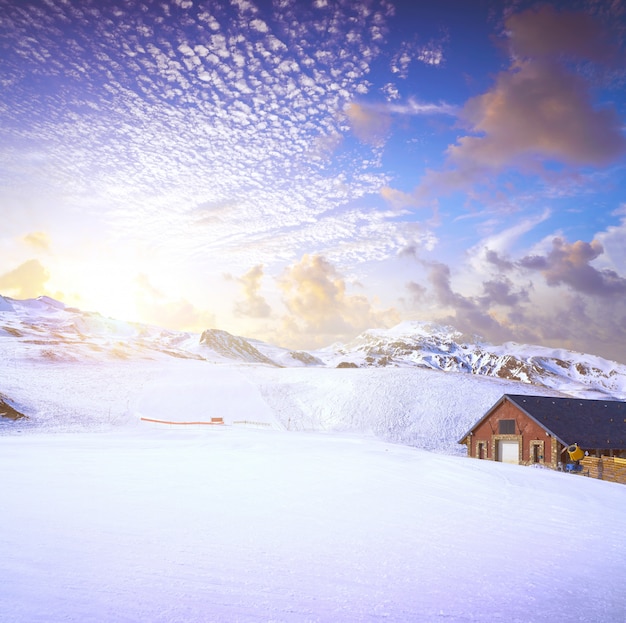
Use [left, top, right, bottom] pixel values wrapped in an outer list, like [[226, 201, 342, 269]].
[[1, 0, 435, 335], [0, 259, 50, 299], [390, 37, 446, 77], [466, 209, 552, 274], [593, 205, 626, 274], [381, 97, 457, 116], [177, 43, 195, 56], [250, 18, 268, 33]]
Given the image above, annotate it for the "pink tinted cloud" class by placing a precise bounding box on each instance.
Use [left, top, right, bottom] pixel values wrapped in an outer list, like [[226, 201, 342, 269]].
[[345, 103, 391, 146], [279, 254, 399, 343], [401, 6, 626, 203], [519, 238, 626, 296], [506, 5, 617, 62], [454, 6, 626, 170], [452, 60, 626, 169]]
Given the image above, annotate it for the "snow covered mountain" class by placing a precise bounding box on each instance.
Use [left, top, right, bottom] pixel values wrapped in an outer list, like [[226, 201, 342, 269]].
[[0, 294, 320, 367], [2, 295, 626, 400], [318, 321, 626, 399]]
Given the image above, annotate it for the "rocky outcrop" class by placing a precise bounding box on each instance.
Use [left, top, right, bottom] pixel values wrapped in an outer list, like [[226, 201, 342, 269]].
[[199, 329, 279, 366], [0, 395, 27, 420]]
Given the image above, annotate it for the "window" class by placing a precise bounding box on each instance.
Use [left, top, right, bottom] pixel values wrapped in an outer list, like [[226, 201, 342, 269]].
[[498, 419, 516, 434]]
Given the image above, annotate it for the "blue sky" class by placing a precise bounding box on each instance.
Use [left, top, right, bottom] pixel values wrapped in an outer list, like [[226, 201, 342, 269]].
[[1, 0, 626, 362]]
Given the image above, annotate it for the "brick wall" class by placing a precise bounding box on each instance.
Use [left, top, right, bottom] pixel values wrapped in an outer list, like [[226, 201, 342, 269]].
[[467, 399, 555, 467]]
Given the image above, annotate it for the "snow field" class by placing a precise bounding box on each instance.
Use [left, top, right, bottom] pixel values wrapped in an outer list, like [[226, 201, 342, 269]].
[[0, 357, 561, 452], [2, 313, 625, 622], [1, 427, 625, 623], [136, 365, 280, 427]]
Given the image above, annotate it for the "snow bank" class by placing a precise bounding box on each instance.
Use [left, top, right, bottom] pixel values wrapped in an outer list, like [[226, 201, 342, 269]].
[[246, 366, 562, 452]]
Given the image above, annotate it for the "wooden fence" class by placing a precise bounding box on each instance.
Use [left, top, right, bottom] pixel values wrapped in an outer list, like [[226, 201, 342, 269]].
[[580, 456, 626, 485], [140, 417, 224, 425], [232, 420, 271, 428], [140, 417, 272, 428]]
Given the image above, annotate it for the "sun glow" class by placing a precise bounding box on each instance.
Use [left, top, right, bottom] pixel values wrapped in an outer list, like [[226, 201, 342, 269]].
[[53, 256, 145, 325]]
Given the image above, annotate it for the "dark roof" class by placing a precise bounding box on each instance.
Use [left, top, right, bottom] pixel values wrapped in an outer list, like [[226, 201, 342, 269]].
[[460, 394, 626, 449]]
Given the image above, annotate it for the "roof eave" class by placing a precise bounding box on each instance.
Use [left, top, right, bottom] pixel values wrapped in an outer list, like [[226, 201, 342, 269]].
[[458, 393, 572, 447]]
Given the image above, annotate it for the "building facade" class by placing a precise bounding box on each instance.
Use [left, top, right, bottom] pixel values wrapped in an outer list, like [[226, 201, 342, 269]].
[[459, 394, 626, 469]]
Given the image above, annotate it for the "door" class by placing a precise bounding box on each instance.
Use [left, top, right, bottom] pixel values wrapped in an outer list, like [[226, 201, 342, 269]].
[[532, 444, 540, 463], [498, 440, 519, 464]]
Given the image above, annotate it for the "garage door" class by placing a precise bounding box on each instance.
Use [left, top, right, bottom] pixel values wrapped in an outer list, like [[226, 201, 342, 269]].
[[498, 440, 519, 464]]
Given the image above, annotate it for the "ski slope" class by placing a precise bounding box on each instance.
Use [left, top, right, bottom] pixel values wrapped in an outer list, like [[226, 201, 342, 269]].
[[1, 427, 625, 622], [0, 355, 562, 452], [2, 296, 625, 621], [136, 365, 279, 427]]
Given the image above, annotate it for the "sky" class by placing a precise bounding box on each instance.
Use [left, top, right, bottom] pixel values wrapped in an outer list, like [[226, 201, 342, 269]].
[[1, 0, 626, 362]]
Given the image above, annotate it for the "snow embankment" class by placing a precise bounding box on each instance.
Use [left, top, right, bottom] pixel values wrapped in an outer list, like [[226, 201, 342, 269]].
[[247, 366, 563, 452]]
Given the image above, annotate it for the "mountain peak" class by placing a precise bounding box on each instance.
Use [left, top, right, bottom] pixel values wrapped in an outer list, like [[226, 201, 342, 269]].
[[363, 321, 465, 340], [199, 328, 279, 366], [0, 295, 14, 312]]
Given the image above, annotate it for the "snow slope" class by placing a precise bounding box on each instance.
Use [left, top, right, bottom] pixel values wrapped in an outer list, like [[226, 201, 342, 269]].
[[2, 294, 623, 451], [1, 428, 625, 623], [0, 353, 562, 452], [246, 366, 561, 451], [136, 364, 280, 427], [1, 295, 626, 622]]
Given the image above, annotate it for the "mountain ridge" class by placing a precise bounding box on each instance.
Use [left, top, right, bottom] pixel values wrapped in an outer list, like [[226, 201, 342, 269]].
[[1, 294, 625, 400]]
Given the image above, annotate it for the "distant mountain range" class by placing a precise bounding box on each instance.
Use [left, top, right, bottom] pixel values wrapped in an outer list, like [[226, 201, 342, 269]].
[[2, 294, 626, 400], [315, 322, 626, 399]]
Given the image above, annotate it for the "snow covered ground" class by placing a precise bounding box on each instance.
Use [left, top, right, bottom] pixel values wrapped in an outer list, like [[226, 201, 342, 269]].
[[2, 296, 626, 621], [2, 427, 625, 623], [0, 355, 562, 452], [1, 360, 625, 622]]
